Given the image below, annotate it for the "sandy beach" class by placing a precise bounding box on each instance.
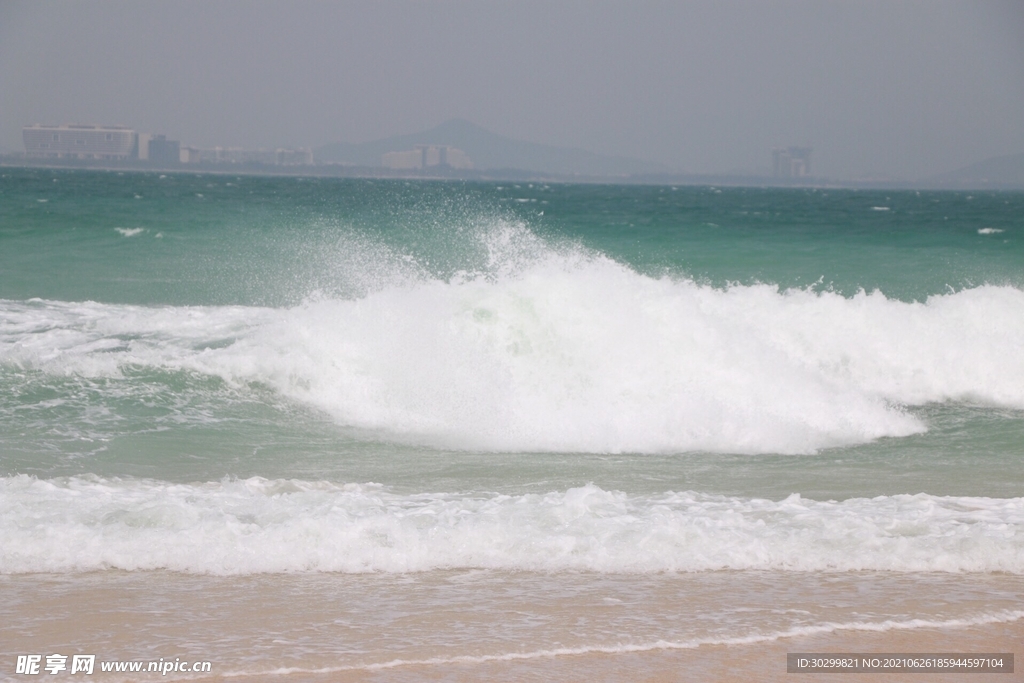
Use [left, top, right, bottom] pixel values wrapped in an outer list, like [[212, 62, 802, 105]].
[[3, 570, 1020, 682], [307, 621, 1021, 683]]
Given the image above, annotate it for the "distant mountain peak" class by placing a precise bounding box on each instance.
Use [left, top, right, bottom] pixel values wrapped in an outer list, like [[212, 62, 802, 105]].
[[432, 118, 484, 133]]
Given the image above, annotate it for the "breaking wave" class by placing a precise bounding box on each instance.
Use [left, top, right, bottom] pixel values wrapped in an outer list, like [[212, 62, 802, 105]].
[[2, 476, 1023, 574], [3, 222, 1024, 454]]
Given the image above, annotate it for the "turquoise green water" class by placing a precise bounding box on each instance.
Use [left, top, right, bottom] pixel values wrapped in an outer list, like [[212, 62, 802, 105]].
[[2, 169, 1022, 498], [3, 168, 1024, 678], [3, 171, 1021, 306]]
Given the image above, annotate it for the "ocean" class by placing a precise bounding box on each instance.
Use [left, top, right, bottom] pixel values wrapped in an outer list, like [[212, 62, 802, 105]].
[[1, 168, 1022, 681]]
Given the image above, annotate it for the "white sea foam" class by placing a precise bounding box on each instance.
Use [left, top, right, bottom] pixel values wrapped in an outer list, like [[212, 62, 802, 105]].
[[2, 223, 1024, 454], [978, 227, 1004, 235], [2, 477, 1022, 574], [114, 227, 145, 237]]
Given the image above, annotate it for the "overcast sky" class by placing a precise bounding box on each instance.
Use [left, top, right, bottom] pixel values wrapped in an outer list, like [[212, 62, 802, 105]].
[[1, 1, 1022, 179]]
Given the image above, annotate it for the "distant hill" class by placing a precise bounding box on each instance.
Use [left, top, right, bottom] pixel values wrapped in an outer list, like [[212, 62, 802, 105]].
[[924, 152, 1024, 189], [315, 119, 670, 177]]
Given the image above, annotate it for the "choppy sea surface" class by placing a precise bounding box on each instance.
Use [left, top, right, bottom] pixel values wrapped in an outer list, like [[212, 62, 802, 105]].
[[1, 169, 1022, 678]]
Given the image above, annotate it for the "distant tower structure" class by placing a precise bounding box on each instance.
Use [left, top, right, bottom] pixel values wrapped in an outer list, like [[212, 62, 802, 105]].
[[147, 135, 180, 165], [773, 147, 812, 178]]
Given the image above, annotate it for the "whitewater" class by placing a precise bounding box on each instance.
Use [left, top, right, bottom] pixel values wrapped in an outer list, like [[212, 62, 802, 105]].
[[3, 476, 1023, 574], [1, 171, 1022, 680], [4, 229, 1023, 455]]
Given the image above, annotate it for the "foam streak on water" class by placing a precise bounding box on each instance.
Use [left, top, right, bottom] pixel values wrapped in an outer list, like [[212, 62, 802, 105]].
[[2, 476, 1022, 574], [250, 611, 1024, 675]]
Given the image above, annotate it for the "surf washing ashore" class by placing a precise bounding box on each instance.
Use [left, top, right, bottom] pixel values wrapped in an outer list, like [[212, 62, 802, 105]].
[[1, 169, 1022, 681]]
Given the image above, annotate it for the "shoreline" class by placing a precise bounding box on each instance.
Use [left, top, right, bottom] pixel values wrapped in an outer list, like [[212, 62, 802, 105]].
[[28, 618, 1012, 682], [3, 570, 1020, 681]]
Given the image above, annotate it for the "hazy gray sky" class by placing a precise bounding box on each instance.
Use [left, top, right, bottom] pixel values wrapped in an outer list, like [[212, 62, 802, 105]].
[[2, 1, 1022, 179]]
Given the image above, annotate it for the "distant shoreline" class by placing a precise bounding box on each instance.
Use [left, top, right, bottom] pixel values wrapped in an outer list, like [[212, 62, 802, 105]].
[[2, 155, 1022, 191]]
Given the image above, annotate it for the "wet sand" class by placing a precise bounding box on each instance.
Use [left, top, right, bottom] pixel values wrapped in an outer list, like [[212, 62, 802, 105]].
[[2, 571, 1020, 682], [320, 621, 1021, 683]]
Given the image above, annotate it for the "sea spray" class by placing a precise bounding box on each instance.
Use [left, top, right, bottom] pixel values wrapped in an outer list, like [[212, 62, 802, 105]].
[[3, 224, 1023, 453]]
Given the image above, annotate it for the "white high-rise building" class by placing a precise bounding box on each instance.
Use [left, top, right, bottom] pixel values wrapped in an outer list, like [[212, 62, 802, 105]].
[[773, 147, 812, 178], [23, 124, 137, 160]]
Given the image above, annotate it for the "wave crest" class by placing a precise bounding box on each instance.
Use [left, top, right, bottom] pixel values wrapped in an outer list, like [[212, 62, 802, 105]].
[[3, 223, 1024, 454]]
